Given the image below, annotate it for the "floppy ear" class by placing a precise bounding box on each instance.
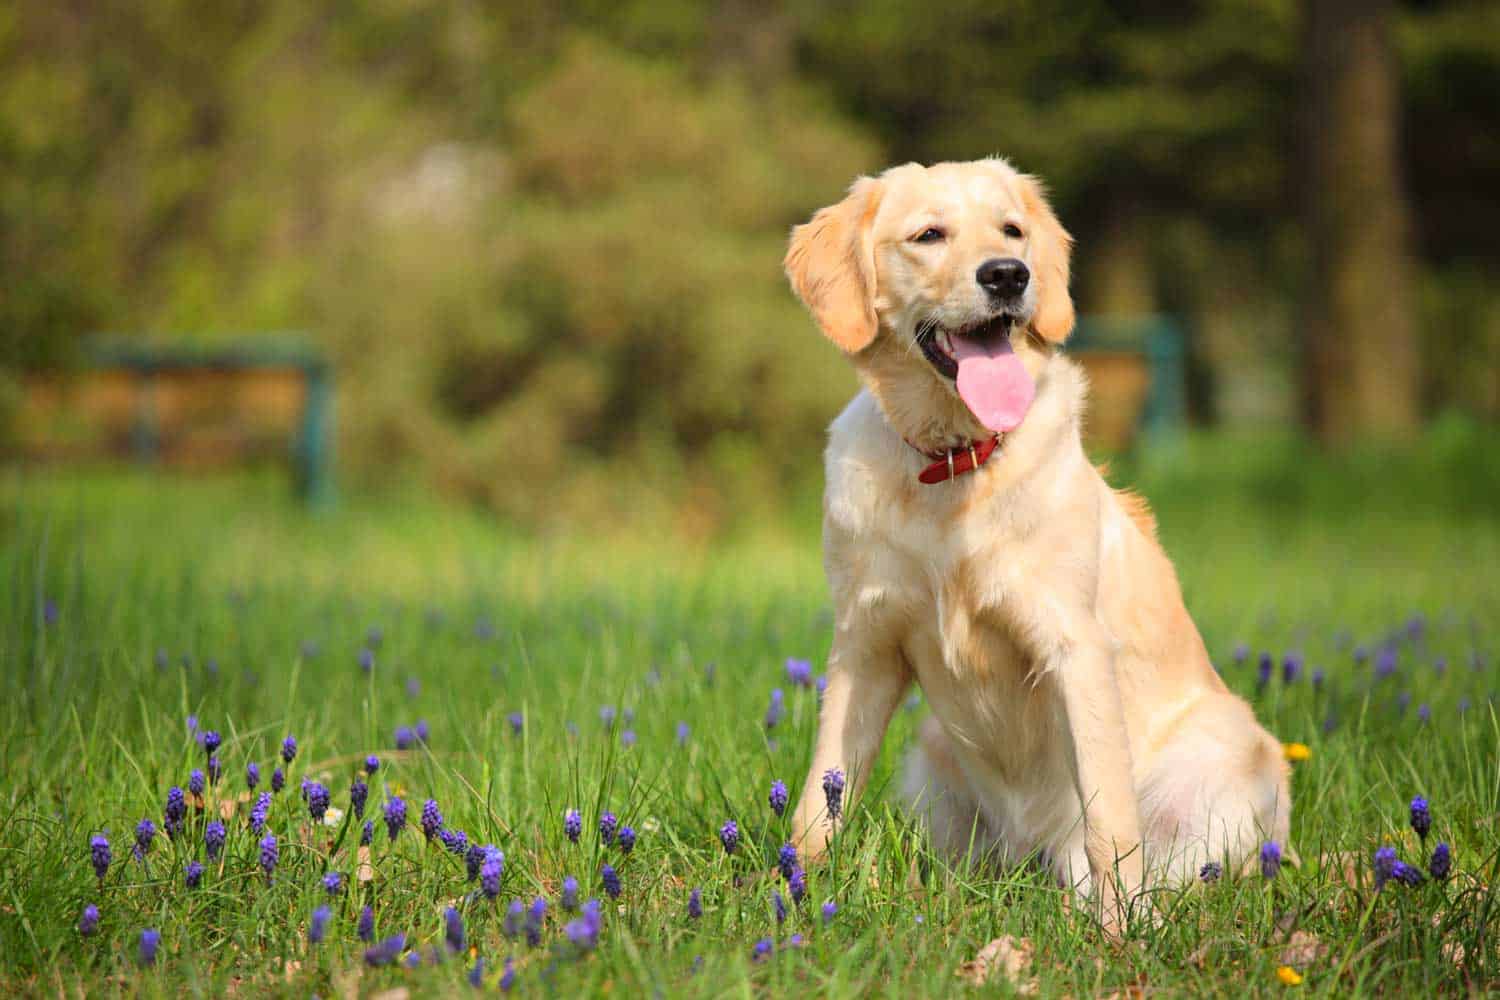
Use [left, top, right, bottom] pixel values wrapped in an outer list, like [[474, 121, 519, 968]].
[[1020, 176, 1075, 344], [784, 177, 884, 354]]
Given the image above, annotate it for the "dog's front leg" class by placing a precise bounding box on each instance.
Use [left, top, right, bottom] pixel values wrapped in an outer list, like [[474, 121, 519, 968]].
[[790, 631, 910, 860], [1052, 620, 1146, 936]]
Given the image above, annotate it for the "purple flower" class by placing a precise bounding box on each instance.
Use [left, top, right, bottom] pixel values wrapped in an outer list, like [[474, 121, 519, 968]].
[[688, 887, 703, 919], [823, 768, 846, 821], [752, 937, 773, 962], [358, 905, 375, 941], [1282, 652, 1302, 684], [271, 767, 285, 794], [601, 863, 621, 899], [676, 721, 691, 746], [323, 871, 343, 895], [504, 900, 526, 938], [350, 778, 368, 819], [598, 811, 618, 846], [1311, 668, 1325, 690], [1375, 646, 1398, 679], [1200, 860, 1222, 883], [164, 787, 186, 837], [564, 809, 582, 843], [1257, 652, 1273, 689], [415, 719, 430, 743], [358, 648, 375, 673], [765, 688, 786, 729], [307, 782, 330, 822], [1232, 642, 1249, 666], [466, 843, 487, 881], [772, 889, 787, 923], [468, 957, 484, 987], [384, 797, 407, 840], [189, 769, 205, 797], [364, 933, 405, 967], [421, 798, 444, 840], [89, 834, 110, 880], [617, 826, 636, 854], [719, 819, 739, 855], [134, 818, 156, 859], [250, 792, 271, 833], [204, 819, 226, 860], [1259, 841, 1281, 879], [1411, 796, 1432, 841], [788, 866, 808, 903], [185, 860, 203, 888], [526, 897, 546, 947], [441, 828, 469, 856], [786, 658, 813, 687], [621, 728, 637, 748], [361, 820, 373, 846], [246, 761, 260, 791], [207, 755, 221, 786], [1374, 845, 1399, 888], [562, 876, 580, 911], [365, 755, 380, 775], [309, 905, 331, 945], [481, 848, 504, 898], [445, 906, 465, 953], [1430, 842, 1452, 880], [281, 735, 298, 764], [1393, 860, 1424, 886], [815, 674, 828, 701], [768, 782, 791, 821], [259, 833, 278, 880], [1418, 703, 1431, 724], [394, 726, 414, 750], [508, 711, 524, 735], [43, 597, 58, 625], [778, 842, 798, 880], [564, 899, 602, 951], [202, 731, 222, 756], [599, 705, 617, 729], [499, 958, 516, 992], [139, 928, 160, 966], [821, 899, 837, 926], [79, 904, 99, 936]]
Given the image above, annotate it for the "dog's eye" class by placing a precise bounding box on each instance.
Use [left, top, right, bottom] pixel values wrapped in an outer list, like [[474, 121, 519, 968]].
[[912, 227, 946, 244], [1003, 223, 1024, 239]]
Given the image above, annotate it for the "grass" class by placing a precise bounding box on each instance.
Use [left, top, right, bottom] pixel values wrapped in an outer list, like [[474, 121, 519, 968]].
[[2, 429, 1498, 997]]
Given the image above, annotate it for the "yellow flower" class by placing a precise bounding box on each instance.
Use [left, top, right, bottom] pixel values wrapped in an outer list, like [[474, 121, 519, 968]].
[[1283, 742, 1312, 762], [1277, 965, 1304, 986]]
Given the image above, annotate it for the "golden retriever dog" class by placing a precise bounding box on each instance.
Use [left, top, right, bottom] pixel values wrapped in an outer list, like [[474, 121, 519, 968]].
[[783, 158, 1290, 930]]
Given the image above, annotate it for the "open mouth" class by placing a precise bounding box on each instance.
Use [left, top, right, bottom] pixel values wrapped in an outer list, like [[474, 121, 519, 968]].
[[915, 313, 1036, 434], [917, 314, 1015, 381]]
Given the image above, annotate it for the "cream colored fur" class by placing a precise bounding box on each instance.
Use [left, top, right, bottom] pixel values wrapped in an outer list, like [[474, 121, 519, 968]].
[[783, 159, 1290, 933]]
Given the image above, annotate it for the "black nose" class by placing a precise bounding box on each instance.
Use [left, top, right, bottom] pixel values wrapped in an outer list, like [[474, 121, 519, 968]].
[[976, 258, 1029, 298]]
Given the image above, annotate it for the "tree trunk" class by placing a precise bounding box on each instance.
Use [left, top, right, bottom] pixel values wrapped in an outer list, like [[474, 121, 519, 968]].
[[1303, 0, 1421, 443]]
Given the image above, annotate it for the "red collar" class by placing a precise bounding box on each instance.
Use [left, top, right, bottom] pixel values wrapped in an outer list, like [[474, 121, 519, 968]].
[[907, 435, 1002, 484]]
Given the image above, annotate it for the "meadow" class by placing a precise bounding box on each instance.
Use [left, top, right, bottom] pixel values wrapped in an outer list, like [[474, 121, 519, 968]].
[[3, 428, 1498, 997]]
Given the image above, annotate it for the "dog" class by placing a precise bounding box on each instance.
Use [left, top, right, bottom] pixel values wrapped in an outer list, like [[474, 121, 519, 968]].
[[782, 159, 1290, 930]]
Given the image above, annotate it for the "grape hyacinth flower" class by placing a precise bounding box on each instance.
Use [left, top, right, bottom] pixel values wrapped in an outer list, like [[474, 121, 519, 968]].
[[1430, 842, 1452, 880], [202, 730, 221, 756], [617, 826, 636, 854], [309, 905, 331, 945], [1282, 653, 1303, 684], [364, 933, 406, 967], [769, 780, 789, 818], [1260, 841, 1281, 879], [444, 907, 465, 953], [466, 844, 487, 882], [441, 828, 468, 857], [365, 755, 380, 775], [189, 769, 205, 798], [250, 792, 271, 833], [79, 904, 100, 936], [1375, 646, 1398, 679], [207, 755, 221, 785], [134, 818, 155, 860], [1311, 668, 1325, 690], [822, 899, 837, 926], [564, 809, 582, 843], [778, 842, 798, 881], [508, 711, 524, 735], [788, 867, 808, 904], [481, 849, 504, 898], [246, 761, 260, 791], [1393, 860, 1424, 886], [564, 900, 603, 951], [752, 938, 773, 962], [164, 787, 186, 838], [676, 721, 691, 746], [468, 957, 484, 987], [499, 958, 516, 992], [688, 887, 703, 919], [415, 719, 430, 743], [271, 767, 285, 794], [185, 860, 203, 889], [764, 688, 786, 729], [1374, 845, 1398, 888], [281, 735, 298, 764], [601, 863, 621, 899], [361, 820, 373, 846], [719, 819, 739, 855], [1232, 642, 1249, 666], [823, 769, 846, 821], [600, 705, 617, 729], [90, 834, 111, 881], [1257, 652, 1273, 689], [204, 819, 226, 861], [1418, 703, 1431, 724], [307, 782, 330, 822], [358, 648, 375, 673], [421, 798, 444, 840], [259, 833, 279, 880], [1200, 860, 1223, 882], [323, 871, 343, 895], [562, 876, 580, 911], [772, 890, 787, 923], [504, 900, 526, 939], [1411, 796, 1432, 841], [358, 906, 375, 942], [350, 778, 368, 819], [394, 726, 414, 750], [785, 658, 813, 688], [139, 928, 160, 966], [526, 898, 546, 947], [621, 728, 637, 748], [598, 811, 618, 846], [816, 674, 828, 701], [384, 797, 407, 840]]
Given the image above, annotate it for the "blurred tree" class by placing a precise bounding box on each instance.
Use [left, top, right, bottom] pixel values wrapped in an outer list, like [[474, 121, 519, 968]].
[[1303, 0, 1420, 442]]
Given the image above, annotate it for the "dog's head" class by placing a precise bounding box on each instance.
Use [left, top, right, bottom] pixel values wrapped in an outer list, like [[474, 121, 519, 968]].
[[785, 159, 1073, 441]]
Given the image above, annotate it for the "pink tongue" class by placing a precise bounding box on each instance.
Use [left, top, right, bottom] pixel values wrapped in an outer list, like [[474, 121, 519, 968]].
[[951, 333, 1035, 433]]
